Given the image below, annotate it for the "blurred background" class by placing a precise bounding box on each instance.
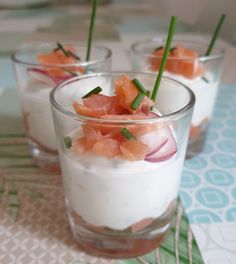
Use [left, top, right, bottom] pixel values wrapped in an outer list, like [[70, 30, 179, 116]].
[[0, 0, 235, 44], [0, 0, 235, 89]]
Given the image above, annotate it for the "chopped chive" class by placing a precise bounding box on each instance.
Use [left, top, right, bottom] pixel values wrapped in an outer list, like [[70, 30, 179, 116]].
[[63, 69, 78, 76], [55, 43, 80, 60], [82, 86, 102, 99], [64, 136, 72, 148], [131, 92, 146, 110], [154, 46, 164, 52], [132, 78, 147, 94], [86, 0, 98, 61], [67, 50, 81, 61], [151, 16, 177, 102], [205, 14, 226, 56], [56, 42, 69, 57], [120, 128, 136, 140], [201, 76, 209, 83]]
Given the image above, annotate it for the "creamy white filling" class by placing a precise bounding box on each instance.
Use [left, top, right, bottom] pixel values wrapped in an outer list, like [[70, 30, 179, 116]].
[[20, 76, 111, 151], [61, 150, 184, 230], [143, 66, 219, 126], [21, 81, 57, 151], [164, 72, 219, 126]]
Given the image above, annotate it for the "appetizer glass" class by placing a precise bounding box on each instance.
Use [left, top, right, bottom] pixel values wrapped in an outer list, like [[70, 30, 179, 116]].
[[12, 43, 111, 172], [130, 39, 224, 158], [50, 72, 195, 258]]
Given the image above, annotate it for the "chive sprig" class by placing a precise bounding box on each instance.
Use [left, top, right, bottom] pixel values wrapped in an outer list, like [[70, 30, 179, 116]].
[[151, 16, 177, 102], [131, 92, 146, 110], [82, 86, 102, 99], [64, 136, 72, 148], [56, 42, 69, 57], [205, 14, 226, 56], [132, 78, 148, 95], [55, 42, 80, 61], [120, 128, 136, 140], [86, 0, 98, 61]]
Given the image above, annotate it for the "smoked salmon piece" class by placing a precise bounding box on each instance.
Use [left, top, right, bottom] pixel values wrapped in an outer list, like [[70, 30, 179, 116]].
[[73, 101, 105, 118], [37, 45, 85, 79], [115, 75, 153, 114], [149, 45, 205, 79], [83, 94, 122, 115], [91, 138, 121, 158], [71, 75, 177, 162], [120, 140, 150, 161]]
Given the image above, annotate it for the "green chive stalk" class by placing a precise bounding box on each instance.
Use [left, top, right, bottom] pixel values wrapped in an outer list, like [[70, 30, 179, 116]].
[[151, 16, 177, 102], [205, 14, 226, 56], [86, 0, 98, 61]]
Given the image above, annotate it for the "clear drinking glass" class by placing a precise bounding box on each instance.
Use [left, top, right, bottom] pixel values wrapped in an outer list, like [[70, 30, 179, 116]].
[[50, 72, 195, 258], [12, 43, 111, 172], [130, 39, 224, 158]]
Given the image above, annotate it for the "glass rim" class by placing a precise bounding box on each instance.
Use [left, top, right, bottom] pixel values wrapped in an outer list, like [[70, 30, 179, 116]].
[[131, 38, 224, 62], [50, 71, 195, 125], [11, 41, 112, 68]]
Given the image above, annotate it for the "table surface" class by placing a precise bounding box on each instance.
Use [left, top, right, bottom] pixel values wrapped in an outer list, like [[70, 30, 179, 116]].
[[0, 3, 236, 264]]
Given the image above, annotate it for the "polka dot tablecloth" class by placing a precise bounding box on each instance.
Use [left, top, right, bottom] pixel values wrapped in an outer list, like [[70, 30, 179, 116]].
[[181, 84, 236, 224]]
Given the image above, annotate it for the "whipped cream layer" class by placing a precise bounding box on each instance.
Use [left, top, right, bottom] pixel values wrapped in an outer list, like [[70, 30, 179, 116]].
[[61, 150, 184, 230]]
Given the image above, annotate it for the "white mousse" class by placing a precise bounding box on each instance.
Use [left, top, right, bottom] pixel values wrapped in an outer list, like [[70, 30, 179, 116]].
[[144, 67, 219, 126], [21, 76, 110, 152], [61, 149, 184, 230], [164, 72, 218, 126], [22, 81, 57, 151]]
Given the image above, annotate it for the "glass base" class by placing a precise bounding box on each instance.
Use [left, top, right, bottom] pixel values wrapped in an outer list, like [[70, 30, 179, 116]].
[[186, 121, 208, 159], [29, 139, 60, 174], [67, 201, 175, 259]]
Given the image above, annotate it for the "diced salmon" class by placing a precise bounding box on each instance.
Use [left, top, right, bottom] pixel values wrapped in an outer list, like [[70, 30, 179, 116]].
[[83, 94, 121, 114], [82, 125, 104, 150], [115, 75, 153, 114], [73, 126, 117, 157], [71, 137, 86, 155], [120, 140, 150, 161], [37, 46, 85, 78], [73, 101, 105, 118], [91, 138, 121, 158], [149, 45, 205, 79], [70, 75, 176, 162], [101, 114, 148, 120]]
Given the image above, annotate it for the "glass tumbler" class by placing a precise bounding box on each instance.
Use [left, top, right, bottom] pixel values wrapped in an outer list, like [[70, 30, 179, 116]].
[[50, 72, 195, 258], [12, 43, 111, 171], [130, 39, 224, 158]]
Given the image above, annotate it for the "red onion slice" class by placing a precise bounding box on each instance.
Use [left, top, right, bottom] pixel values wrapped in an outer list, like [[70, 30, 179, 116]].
[[144, 125, 177, 162], [146, 138, 168, 157]]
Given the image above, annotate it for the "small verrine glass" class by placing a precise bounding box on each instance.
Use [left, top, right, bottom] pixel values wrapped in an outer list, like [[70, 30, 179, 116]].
[[130, 39, 224, 158], [12, 42, 111, 172], [50, 72, 195, 258]]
